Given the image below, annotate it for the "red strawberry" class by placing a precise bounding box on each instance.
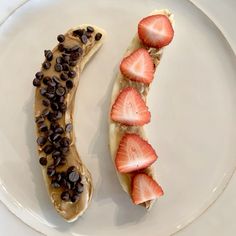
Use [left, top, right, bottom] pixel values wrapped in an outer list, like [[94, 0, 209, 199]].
[[138, 14, 174, 49], [131, 173, 164, 205], [115, 133, 158, 173], [111, 87, 150, 126], [120, 48, 154, 84]]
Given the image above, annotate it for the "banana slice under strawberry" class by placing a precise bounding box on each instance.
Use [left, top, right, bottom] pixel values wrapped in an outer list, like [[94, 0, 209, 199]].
[[109, 9, 174, 209]]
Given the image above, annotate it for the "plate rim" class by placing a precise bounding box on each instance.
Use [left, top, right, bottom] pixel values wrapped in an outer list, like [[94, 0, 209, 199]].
[[0, 1, 235, 236]]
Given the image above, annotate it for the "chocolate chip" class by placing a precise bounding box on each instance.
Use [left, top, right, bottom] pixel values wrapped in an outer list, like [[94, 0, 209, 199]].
[[56, 87, 66, 96], [58, 43, 64, 52], [54, 63, 63, 72], [39, 157, 47, 166], [73, 29, 84, 37], [71, 193, 80, 203], [56, 56, 63, 64], [47, 112, 56, 122], [47, 165, 56, 177], [42, 76, 50, 85], [87, 26, 94, 33], [60, 72, 68, 81], [39, 88, 47, 96], [95, 33, 102, 41], [50, 122, 59, 131], [59, 103, 67, 113], [52, 76, 61, 84], [59, 157, 67, 165], [68, 171, 80, 183], [51, 180, 60, 188], [75, 182, 84, 193], [41, 108, 50, 117], [66, 80, 73, 89], [35, 115, 44, 124], [47, 85, 55, 94], [60, 137, 70, 147], [37, 136, 47, 146], [54, 156, 61, 166], [62, 63, 69, 71], [43, 61, 51, 70], [66, 181, 72, 190], [39, 123, 48, 132], [65, 123, 72, 132], [60, 178, 67, 188], [55, 127, 64, 134], [70, 52, 80, 61], [57, 96, 65, 104], [45, 92, 55, 100], [55, 111, 62, 120], [49, 133, 61, 143], [51, 102, 59, 111], [81, 34, 88, 44], [44, 50, 53, 61], [69, 61, 77, 67], [47, 79, 56, 87], [85, 31, 92, 38], [61, 191, 70, 201], [68, 70, 76, 78], [62, 54, 70, 63], [67, 166, 76, 172], [52, 150, 61, 159], [42, 99, 50, 107], [54, 173, 62, 182], [33, 78, 41, 87], [57, 34, 65, 43], [60, 147, 69, 155], [35, 71, 44, 80], [43, 144, 54, 154]]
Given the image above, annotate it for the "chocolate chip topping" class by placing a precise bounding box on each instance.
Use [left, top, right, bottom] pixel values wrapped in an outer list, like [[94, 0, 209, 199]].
[[65, 123, 72, 132], [35, 71, 44, 79], [54, 63, 63, 72], [61, 191, 70, 201], [81, 34, 88, 44], [37, 136, 47, 146], [34, 26, 96, 202], [66, 80, 73, 89], [44, 50, 53, 61], [87, 26, 94, 33], [95, 33, 102, 41], [39, 157, 47, 166], [57, 34, 65, 43], [43, 61, 51, 70], [33, 78, 41, 87]]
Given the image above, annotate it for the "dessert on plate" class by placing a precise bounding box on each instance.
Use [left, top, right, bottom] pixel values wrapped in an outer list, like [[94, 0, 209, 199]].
[[109, 9, 174, 208], [33, 24, 106, 222]]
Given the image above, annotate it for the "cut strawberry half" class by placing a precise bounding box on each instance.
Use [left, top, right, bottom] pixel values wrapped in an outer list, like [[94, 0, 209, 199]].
[[131, 173, 164, 205], [138, 14, 174, 49], [120, 48, 154, 84], [111, 87, 150, 126], [115, 133, 157, 173]]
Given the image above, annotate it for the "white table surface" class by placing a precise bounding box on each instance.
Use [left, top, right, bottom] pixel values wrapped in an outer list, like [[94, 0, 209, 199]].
[[0, 0, 235, 235]]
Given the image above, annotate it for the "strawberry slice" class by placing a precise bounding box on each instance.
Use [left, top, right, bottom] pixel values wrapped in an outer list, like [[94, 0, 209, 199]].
[[115, 133, 158, 173], [138, 14, 174, 49], [111, 87, 150, 126], [131, 173, 164, 205], [120, 48, 154, 84]]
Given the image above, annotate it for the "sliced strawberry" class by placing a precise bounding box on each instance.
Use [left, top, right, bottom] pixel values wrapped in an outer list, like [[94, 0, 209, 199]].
[[111, 87, 150, 126], [131, 173, 164, 205], [138, 14, 174, 49], [115, 133, 158, 173], [120, 48, 154, 84]]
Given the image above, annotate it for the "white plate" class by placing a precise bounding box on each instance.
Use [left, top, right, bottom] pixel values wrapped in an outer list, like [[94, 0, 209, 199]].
[[0, 0, 236, 235]]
